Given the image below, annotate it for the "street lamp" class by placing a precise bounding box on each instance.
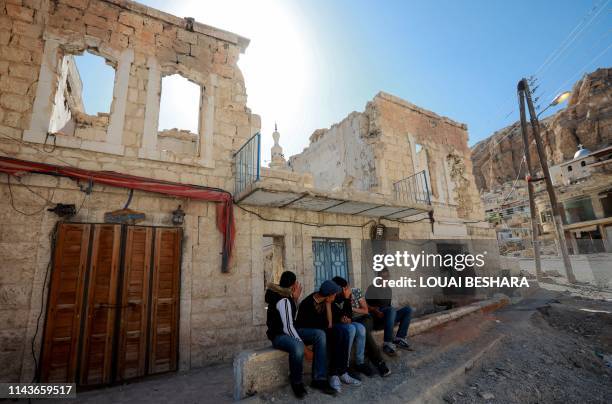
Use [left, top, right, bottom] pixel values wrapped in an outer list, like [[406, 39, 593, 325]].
[[537, 91, 571, 117], [551, 91, 571, 105], [517, 79, 577, 283]]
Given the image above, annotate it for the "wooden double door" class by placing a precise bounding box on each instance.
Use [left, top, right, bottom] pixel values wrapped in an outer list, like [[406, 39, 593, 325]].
[[40, 223, 182, 386]]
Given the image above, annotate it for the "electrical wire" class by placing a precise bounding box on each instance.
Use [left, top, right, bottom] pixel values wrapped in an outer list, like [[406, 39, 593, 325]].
[[533, 0, 610, 79], [14, 176, 58, 204], [539, 41, 612, 107], [74, 190, 89, 217], [0, 132, 79, 169], [30, 226, 58, 383], [6, 174, 54, 216]]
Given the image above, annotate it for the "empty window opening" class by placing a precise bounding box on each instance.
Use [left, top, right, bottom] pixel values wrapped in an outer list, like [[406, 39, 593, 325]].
[[414, 142, 427, 172], [49, 51, 115, 139], [75, 52, 115, 115], [158, 74, 201, 134], [263, 236, 285, 288]]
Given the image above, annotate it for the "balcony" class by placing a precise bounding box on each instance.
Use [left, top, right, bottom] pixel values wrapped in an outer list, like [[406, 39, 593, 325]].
[[233, 135, 433, 220]]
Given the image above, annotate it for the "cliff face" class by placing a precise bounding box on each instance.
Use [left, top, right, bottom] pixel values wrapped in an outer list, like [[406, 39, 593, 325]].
[[472, 68, 612, 192]]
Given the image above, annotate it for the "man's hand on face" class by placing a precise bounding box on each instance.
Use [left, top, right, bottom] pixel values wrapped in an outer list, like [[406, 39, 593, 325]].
[[291, 281, 302, 301]]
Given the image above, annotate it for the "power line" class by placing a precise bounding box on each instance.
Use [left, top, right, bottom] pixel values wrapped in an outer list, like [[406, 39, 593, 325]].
[[0, 132, 79, 169], [533, 0, 610, 78], [539, 41, 612, 107], [5, 173, 55, 216]]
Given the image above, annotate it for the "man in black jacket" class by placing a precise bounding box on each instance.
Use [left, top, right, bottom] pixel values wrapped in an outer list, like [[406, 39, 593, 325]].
[[265, 271, 335, 397]]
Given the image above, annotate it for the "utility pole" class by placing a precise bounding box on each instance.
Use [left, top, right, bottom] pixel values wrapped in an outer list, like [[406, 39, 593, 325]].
[[517, 78, 576, 283], [517, 88, 543, 281]]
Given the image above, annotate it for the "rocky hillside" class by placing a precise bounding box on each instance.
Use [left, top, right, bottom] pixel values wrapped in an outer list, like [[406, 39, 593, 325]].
[[472, 68, 612, 192]]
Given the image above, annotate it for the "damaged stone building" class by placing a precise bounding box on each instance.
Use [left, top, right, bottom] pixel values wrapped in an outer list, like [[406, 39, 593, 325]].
[[0, 0, 494, 387]]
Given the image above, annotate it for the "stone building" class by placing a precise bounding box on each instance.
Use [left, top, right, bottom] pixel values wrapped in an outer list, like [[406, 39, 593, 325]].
[[536, 144, 612, 254], [0, 0, 493, 387]]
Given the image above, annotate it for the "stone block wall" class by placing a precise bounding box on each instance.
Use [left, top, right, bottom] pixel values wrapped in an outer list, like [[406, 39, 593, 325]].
[[1, 0, 260, 189], [0, 0, 264, 382]]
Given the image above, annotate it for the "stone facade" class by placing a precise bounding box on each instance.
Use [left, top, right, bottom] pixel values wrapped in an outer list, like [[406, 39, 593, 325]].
[[0, 0, 494, 385], [0, 0, 259, 383]]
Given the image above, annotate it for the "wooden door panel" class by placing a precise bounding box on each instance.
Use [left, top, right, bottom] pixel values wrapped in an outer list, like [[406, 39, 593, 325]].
[[149, 228, 181, 374], [79, 224, 121, 385], [117, 226, 153, 380], [41, 223, 91, 383], [42, 224, 181, 384]]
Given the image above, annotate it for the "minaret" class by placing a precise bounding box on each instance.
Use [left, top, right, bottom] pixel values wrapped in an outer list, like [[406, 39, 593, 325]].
[[269, 122, 287, 169]]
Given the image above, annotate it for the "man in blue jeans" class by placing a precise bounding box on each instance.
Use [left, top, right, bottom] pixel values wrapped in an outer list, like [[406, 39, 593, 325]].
[[366, 268, 413, 356], [265, 271, 336, 398], [296, 280, 361, 393], [331, 276, 372, 378]]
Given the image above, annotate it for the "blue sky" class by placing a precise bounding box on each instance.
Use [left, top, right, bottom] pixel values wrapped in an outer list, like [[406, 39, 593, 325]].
[[77, 0, 611, 163]]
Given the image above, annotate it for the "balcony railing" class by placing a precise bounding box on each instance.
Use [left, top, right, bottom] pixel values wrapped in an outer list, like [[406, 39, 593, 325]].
[[234, 133, 261, 195], [393, 170, 431, 205]]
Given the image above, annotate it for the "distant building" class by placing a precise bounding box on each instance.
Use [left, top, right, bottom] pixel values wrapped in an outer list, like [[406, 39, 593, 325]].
[[538, 145, 612, 254]]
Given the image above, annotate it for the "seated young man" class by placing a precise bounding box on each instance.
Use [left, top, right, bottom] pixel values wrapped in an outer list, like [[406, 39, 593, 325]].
[[265, 271, 335, 397], [346, 282, 392, 377], [366, 268, 413, 356], [331, 276, 371, 378], [296, 280, 361, 393]]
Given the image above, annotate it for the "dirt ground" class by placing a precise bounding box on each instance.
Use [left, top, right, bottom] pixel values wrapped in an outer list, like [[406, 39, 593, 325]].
[[443, 293, 612, 404]]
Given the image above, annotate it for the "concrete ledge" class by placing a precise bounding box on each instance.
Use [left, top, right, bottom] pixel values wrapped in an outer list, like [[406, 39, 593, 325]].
[[233, 295, 510, 400]]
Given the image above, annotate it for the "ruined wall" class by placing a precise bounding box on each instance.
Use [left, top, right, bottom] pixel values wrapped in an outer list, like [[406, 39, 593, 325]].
[[0, 0, 260, 185], [0, 0, 494, 384], [472, 68, 612, 192], [0, 0, 262, 382], [288, 111, 378, 192], [290, 92, 484, 222]]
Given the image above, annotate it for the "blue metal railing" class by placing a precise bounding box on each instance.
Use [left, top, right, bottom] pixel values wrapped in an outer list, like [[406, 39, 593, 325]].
[[234, 132, 261, 195], [393, 170, 431, 205]]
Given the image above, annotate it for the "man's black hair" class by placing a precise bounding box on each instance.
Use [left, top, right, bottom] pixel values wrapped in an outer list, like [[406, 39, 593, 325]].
[[332, 276, 348, 288], [279, 271, 297, 288], [380, 267, 390, 275]]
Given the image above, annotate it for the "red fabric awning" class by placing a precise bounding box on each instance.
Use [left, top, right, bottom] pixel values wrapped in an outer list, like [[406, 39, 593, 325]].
[[0, 156, 235, 272]]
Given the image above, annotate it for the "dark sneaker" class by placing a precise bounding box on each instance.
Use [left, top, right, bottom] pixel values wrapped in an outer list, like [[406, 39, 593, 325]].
[[355, 362, 374, 377], [347, 369, 362, 381], [310, 379, 337, 395], [376, 361, 391, 377], [383, 342, 397, 356], [394, 337, 413, 350], [291, 382, 307, 399]]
